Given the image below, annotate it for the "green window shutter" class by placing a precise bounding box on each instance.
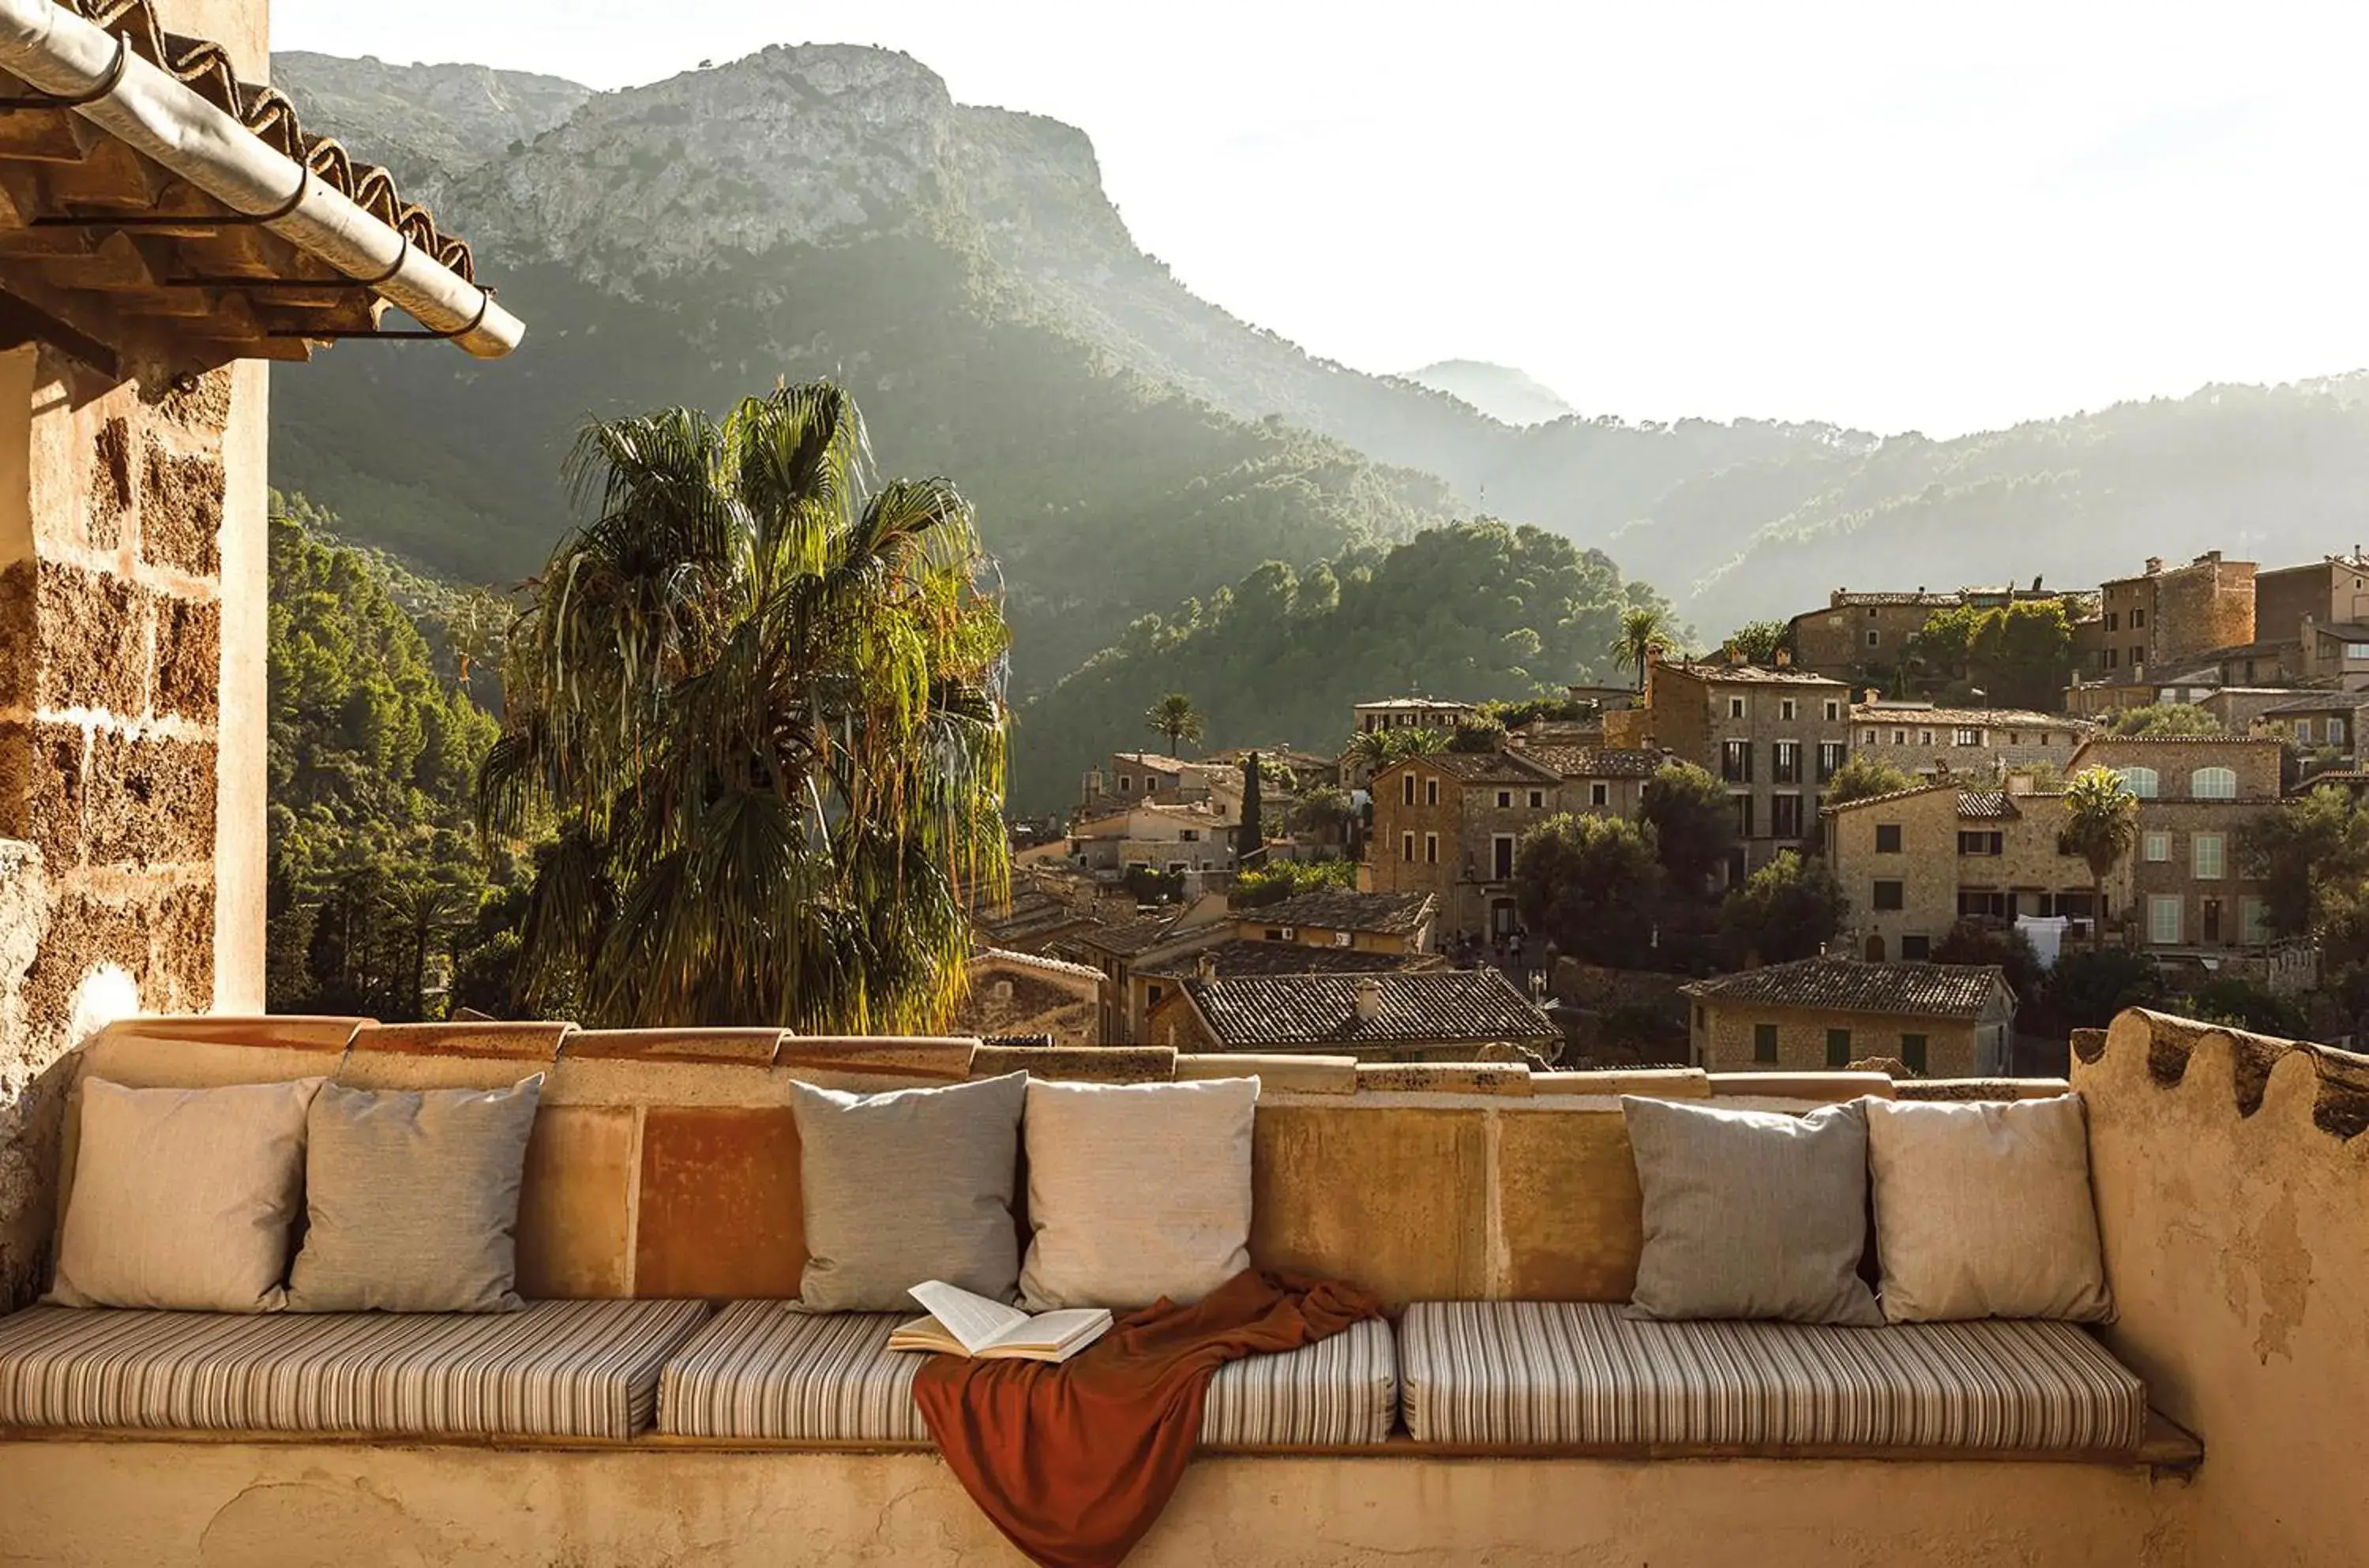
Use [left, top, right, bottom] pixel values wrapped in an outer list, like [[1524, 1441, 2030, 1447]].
[[1753, 1023, 1778, 1063], [1902, 1033, 1928, 1075], [1826, 1028, 1851, 1068]]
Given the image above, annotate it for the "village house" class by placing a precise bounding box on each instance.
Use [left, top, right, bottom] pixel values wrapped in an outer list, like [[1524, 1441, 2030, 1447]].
[[2293, 617, 2369, 688], [2198, 685, 2314, 735], [1353, 696, 1474, 733], [1065, 798, 1241, 876], [1681, 958, 2017, 1077], [1612, 659, 1853, 885], [1366, 746, 1661, 938], [1233, 889, 1436, 954], [2072, 552, 2256, 683], [2253, 550, 2369, 641], [1130, 937, 1443, 1046], [2067, 733, 2283, 954], [1849, 701, 2094, 782], [1053, 893, 1235, 1043], [1147, 968, 1562, 1063], [1785, 589, 1965, 680], [2253, 693, 2361, 763], [951, 948, 1104, 1046], [1079, 750, 1220, 810], [1826, 782, 2123, 963]]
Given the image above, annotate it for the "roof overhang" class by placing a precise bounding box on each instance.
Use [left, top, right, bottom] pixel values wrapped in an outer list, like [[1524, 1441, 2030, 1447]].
[[0, 0, 520, 368]]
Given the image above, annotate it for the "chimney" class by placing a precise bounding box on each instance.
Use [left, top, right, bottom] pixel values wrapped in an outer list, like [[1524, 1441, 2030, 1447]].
[[1195, 951, 1218, 982], [2145, 557, 2164, 576], [1861, 687, 1880, 705], [1353, 977, 1383, 1022], [1774, 648, 1793, 668]]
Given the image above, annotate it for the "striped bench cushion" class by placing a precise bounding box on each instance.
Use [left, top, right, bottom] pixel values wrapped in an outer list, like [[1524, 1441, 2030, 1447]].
[[659, 1302, 1398, 1446], [0, 1299, 711, 1439], [1399, 1301, 2147, 1450]]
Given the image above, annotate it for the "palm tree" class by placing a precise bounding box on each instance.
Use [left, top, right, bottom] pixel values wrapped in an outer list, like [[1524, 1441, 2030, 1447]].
[[2061, 767, 2138, 940], [1341, 725, 1447, 786], [477, 381, 1011, 1033], [377, 879, 470, 1022], [1144, 693, 1206, 757], [1612, 606, 1673, 691]]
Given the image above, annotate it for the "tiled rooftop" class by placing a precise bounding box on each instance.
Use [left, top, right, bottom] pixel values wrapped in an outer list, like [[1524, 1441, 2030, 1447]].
[[1391, 750, 1564, 784], [1520, 745, 1665, 779], [1136, 939, 1438, 982], [1682, 958, 2011, 1018], [1237, 890, 1436, 936], [1184, 969, 1559, 1048], [1658, 662, 1851, 687], [1853, 704, 2094, 730]]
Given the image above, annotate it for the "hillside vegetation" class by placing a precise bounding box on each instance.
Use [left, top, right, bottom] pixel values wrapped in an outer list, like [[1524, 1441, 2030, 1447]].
[[1016, 520, 1665, 811]]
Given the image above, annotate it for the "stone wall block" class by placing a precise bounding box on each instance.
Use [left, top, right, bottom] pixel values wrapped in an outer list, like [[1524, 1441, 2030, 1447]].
[[137, 441, 223, 579], [0, 562, 30, 709], [83, 732, 214, 869], [151, 595, 219, 724], [33, 562, 142, 715], [0, 720, 86, 872], [85, 416, 130, 552]]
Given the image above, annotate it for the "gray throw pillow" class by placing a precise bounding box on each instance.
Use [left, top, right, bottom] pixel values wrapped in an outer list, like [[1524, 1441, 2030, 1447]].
[[789, 1071, 1029, 1311], [1621, 1094, 1882, 1325], [286, 1076, 544, 1313]]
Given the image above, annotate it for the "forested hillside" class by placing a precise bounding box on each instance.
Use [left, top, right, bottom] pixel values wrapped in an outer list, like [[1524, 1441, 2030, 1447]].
[[268, 45, 2369, 820], [1015, 521, 1666, 810]]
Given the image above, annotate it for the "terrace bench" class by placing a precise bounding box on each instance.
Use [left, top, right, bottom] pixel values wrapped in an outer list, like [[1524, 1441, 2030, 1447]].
[[0, 1015, 2206, 1568]]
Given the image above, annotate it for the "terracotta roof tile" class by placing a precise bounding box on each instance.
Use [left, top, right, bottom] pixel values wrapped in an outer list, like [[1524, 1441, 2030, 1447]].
[[1520, 745, 1665, 779], [1137, 940, 1438, 981], [1184, 970, 1558, 1048], [1237, 890, 1436, 936], [1682, 958, 2013, 1018]]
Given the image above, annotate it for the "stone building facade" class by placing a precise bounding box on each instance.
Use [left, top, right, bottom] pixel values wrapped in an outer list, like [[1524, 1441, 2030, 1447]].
[[2074, 553, 2257, 681], [2253, 553, 2369, 646], [1368, 747, 1661, 938], [1826, 783, 2124, 962], [1849, 703, 2093, 782], [2067, 734, 2282, 953], [1682, 958, 2016, 1078], [1630, 661, 1852, 883], [1785, 590, 1963, 681]]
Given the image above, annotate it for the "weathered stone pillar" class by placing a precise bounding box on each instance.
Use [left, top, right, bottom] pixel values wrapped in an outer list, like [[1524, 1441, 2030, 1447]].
[[0, 343, 257, 1298]]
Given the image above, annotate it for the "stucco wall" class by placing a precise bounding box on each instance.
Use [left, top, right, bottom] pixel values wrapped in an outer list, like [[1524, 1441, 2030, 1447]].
[[1691, 1000, 1984, 1078], [0, 1442, 2184, 1568], [2081, 1011, 2369, 1567]]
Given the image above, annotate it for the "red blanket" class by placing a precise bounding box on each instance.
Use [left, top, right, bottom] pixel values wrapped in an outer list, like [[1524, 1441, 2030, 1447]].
[[912, 1269, 1383, 1568]]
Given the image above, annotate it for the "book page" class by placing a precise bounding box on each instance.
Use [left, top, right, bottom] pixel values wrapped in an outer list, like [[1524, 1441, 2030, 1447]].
[[999, 1307, 1110, 1353], [907, 1280, 1030, 1355]]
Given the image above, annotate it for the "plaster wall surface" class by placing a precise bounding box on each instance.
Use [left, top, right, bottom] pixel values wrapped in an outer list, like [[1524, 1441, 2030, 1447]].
[[0, 1441, 2187, 1568], [2081, 1011, 2369, 1567]]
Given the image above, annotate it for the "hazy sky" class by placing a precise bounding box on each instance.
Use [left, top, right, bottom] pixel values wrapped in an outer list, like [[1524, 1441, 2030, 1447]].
[[276, 2, 2369, 437]]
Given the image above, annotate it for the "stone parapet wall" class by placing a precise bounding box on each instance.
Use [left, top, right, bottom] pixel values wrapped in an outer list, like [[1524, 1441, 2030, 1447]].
[[28, 1017, 2059, 1313], [2078, 1009, 2369, 1565]]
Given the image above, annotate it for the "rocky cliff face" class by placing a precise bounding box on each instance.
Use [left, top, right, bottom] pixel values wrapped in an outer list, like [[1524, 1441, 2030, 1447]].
[[273, 52, 591, 204]]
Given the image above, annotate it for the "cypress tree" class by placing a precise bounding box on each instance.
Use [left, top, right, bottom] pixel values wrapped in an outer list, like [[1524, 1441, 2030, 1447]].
[[1238, 752, 1265, 865]]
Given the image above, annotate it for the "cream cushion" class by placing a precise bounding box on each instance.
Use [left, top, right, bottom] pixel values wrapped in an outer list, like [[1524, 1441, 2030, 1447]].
[[47, 1076, 324, 1312], [1018, 1076, 1258, 1310], [1865, 1094, 2113, 1323]]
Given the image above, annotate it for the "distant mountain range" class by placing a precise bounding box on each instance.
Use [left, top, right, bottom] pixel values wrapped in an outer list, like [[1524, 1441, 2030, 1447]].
[[1402, 360, 1576, 426], [270, 47, 2369, 808]]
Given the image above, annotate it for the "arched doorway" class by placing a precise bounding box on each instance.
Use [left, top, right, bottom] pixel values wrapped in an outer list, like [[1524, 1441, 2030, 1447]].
[[1864, 933, 1887, 962]]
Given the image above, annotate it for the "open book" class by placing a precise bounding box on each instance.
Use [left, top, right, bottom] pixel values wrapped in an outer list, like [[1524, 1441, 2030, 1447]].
[[888, 1279, 1112, 1364]]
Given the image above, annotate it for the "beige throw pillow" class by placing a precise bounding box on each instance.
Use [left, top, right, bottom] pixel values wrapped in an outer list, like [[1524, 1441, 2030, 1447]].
[[286, 1076, 545, 1313], [48, 1075, 325, 1312], [1865, 1094, 2112, 1323], [1018, 1076, 1259, 1310]]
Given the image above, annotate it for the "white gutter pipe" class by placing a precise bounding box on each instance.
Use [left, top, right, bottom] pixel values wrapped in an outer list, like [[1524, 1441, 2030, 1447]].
[[0, 0, 522, 358]]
